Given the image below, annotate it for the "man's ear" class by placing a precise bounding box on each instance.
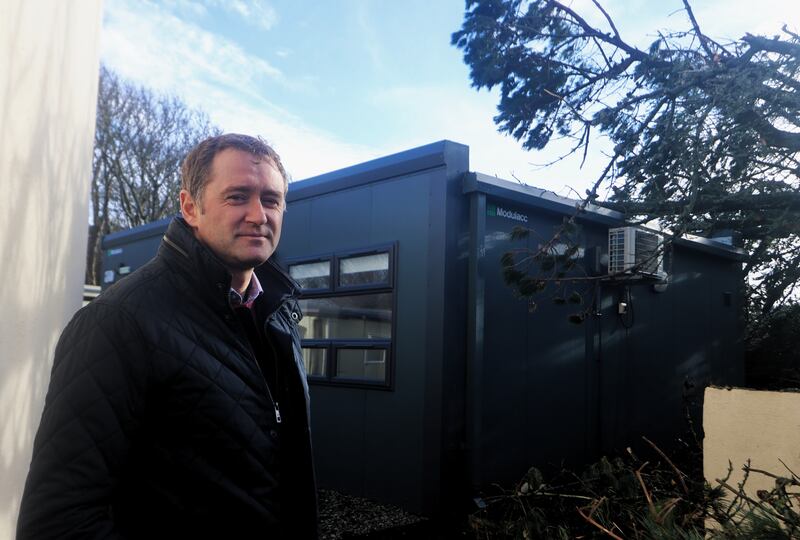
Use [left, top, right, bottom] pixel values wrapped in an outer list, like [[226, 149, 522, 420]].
[[180, 189, 200, 227]]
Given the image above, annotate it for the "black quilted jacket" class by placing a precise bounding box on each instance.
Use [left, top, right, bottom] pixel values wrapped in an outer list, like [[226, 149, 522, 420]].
[[17, 218, 318, 539]]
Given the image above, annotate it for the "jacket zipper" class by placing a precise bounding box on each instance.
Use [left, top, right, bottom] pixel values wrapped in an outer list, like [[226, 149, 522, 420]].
[[163, 235, 189, 258], [250, 347, 281, 425], [258, 297, 298, 428], [234, 309, 282, 425]]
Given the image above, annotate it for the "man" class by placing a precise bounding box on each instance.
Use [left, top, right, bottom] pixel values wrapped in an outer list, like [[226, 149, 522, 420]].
[[17, 134, 317, 539]]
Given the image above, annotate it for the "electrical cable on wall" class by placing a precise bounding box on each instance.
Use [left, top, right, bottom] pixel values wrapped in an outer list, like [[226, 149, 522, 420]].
[[619, 285, 635, 329]]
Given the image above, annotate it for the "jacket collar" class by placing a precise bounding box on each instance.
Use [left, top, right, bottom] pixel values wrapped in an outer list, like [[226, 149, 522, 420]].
[[158, 217, 299, 316]]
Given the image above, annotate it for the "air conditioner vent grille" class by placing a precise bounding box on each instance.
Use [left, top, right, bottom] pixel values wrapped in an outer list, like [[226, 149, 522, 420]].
[[608, 227, 665, 278]]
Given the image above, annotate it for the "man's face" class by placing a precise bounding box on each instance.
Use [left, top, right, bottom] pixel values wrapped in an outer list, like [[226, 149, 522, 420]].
[[180, 148, 286, 273]]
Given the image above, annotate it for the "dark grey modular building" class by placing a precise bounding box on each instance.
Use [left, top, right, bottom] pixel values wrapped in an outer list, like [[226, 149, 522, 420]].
[[101, 140, 745, 516]]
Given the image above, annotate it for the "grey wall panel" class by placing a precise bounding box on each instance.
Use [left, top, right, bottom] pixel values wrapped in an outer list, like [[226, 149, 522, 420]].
[[308, 188, 374, 252], [625, 283, 676, 446], [465, 192, 487, 493], [101, 226, 167, 289], [421, 172, 448, 513], [595, 244, 744, 457], [478, 200, 537, 486], [283, 168, 444, 514], [435, 146, 471, 514], [362, 389, 426, 508], [308, 387, 366, 495], [477, 204, 599, 486], [523, 213, 594, 471], [708, 259, 745, 385], [277, 198, 312, 256], [363, 172, 433, 510], [473, 200, 745, 487]]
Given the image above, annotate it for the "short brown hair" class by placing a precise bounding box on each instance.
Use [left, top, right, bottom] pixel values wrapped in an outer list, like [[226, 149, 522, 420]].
[[181, 133, 288, 204]]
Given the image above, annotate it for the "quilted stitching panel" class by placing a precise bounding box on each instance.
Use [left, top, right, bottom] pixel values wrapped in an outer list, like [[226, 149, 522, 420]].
[[19, 255, 299, 538]]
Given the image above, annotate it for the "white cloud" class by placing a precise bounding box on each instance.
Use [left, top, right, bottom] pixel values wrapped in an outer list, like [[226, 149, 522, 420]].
[[355, 1, 385, 73], [207, 0, 278, 30], [162, 0, 208, 17], [102, 0, 291, 99], [205, 96, 384, 181], [101, 0, 382, 181], [687, 0, 799, 39]]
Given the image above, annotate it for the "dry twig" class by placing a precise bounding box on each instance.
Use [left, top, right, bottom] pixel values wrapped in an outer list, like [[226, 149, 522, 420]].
[[643, 436, 689, 494], [576, 498, 624, 540]]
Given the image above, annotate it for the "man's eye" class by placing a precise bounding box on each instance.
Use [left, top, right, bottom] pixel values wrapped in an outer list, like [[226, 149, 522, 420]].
[[227, 194, 247, 202], [262, 198, 280, 208]]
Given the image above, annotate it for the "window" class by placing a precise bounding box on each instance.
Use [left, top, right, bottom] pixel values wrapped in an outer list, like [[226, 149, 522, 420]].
[[301, 347, 327, 377], [338, 252, 389, 287], [289, 260, 330, 291], [337, 348, 386, 380], [297, 294, 392, 340], [288, 245, 395, 388]]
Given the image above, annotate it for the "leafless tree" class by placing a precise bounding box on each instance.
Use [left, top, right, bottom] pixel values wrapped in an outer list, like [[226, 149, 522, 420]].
[[87, 66, 219, 284]]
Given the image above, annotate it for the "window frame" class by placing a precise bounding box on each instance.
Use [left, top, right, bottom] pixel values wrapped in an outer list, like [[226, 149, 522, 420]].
[[299, 341, 329, 379], [287, 255, 333, 294], [335, 246, 393, 293], [288, 242, 397, 390]]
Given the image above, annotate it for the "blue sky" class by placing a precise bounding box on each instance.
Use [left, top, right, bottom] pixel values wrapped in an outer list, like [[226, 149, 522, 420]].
[[101, 0, 799, 195]]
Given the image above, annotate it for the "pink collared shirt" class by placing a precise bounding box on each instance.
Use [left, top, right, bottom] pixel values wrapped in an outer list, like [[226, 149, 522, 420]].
[[228, 272, 264, 310]]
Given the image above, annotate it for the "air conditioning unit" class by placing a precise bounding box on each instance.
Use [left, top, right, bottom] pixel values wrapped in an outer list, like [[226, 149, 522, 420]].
[[608, 227, 665, 278]]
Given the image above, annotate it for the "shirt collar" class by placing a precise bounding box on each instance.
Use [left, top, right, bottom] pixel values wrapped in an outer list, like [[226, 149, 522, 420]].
[[228, 272, 264, 309]]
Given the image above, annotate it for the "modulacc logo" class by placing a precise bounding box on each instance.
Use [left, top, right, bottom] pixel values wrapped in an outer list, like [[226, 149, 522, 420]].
[[487, 203, 528, 223]]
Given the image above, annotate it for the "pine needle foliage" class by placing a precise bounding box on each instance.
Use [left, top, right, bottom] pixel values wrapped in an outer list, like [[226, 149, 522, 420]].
[[469, 443, 800, 539], [453, 0, 800, 330]]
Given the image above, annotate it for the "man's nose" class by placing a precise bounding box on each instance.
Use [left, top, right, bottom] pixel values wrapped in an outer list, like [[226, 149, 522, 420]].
[[245, 197, 268, 224]]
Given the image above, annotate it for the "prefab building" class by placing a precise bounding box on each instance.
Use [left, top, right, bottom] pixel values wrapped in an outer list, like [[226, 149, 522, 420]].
[[101, 140, 745, 516]]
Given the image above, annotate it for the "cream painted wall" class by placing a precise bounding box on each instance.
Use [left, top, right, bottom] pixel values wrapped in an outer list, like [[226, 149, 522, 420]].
[[0, 1, 103, 538], [704, 386, 800, 497]]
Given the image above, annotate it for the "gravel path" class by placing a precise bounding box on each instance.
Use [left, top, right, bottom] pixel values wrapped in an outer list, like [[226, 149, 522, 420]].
[[318, 489, 426, 539]]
